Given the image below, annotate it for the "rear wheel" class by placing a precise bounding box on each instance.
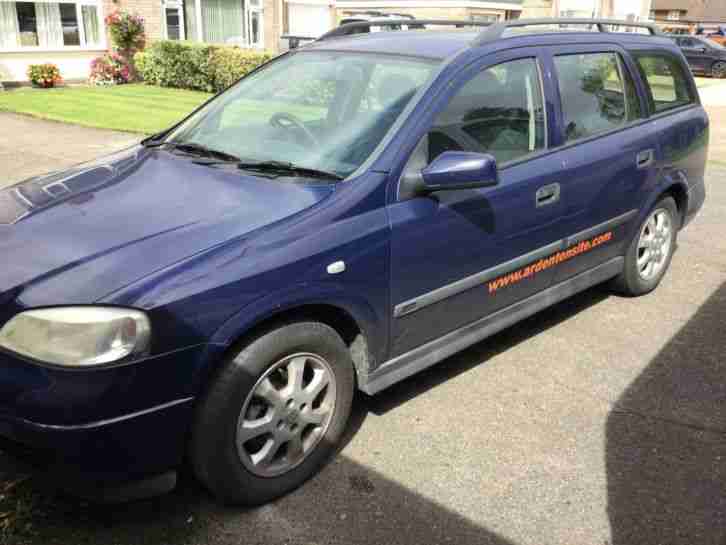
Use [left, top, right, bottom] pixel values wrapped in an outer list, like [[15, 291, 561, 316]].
[[191, 322, 355, 505], [610, 197, 678, 297], [712, 61, 726, 78]]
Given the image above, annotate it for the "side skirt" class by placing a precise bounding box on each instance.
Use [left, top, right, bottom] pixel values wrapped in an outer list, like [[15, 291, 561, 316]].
[[358, 257, 624, 395]]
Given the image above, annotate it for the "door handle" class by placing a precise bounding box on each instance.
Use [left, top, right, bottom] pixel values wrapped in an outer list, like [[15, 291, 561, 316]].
[[636, 149, 655, 170], [536, 183, 560, 208]]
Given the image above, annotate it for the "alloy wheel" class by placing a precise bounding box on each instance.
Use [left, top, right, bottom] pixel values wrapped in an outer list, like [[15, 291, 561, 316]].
[[636, 208, 673, 281], [236, 353, 337, 477]]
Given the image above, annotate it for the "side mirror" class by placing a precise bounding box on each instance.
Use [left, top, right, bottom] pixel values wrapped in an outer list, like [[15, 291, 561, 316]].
[[419, 151, 499, 194]]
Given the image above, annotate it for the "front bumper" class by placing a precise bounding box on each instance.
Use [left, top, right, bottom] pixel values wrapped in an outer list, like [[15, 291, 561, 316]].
[[0, 344, 211, 484], [0, 397, 193, 484]]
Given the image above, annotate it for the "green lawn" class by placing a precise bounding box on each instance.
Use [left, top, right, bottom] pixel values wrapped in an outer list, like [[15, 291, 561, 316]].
[[0, 84, 211, 134]]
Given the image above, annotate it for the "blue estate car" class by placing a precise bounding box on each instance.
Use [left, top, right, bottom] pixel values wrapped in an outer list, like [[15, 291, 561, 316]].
[[0, 19, 707, 504]]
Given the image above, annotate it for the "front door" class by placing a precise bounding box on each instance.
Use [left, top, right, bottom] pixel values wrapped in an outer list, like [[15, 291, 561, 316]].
[[388, 50, 571, 357]]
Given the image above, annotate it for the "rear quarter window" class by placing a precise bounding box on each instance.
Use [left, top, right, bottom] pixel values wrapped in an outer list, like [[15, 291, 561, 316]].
[[633, 52, 696, 114]]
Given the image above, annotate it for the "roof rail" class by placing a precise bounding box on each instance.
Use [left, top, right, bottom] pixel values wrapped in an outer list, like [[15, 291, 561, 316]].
[[474, 18, 662, 44], [317, 19, 493, 42]]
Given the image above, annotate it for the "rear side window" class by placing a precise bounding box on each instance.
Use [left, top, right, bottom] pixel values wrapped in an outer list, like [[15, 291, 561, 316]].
[[554, 52, 643, 144], [633, 53, 696, 114]]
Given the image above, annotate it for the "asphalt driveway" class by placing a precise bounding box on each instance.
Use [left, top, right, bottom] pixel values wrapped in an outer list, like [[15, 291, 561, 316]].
[[1, 83, 726, 545]]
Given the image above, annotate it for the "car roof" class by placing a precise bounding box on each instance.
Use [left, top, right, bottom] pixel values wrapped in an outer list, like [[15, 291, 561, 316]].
[[305, 30, 478, 60], [305, 29, 677, 61]]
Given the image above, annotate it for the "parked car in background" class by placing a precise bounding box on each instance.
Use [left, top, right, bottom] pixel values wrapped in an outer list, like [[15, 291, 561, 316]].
[[0, 18, 707, 507], [669, 34, 726, 77]]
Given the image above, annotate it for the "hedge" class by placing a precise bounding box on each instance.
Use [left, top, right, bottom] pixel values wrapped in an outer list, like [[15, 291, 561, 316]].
[[134, 41, 273, 93]]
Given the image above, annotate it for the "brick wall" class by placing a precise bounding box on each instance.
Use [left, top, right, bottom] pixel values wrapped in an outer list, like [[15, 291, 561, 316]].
[[102, 0, 281, 52], [102, 0, 164, 43], [521, 0, 554, 18], [263, 0, 282, 51]]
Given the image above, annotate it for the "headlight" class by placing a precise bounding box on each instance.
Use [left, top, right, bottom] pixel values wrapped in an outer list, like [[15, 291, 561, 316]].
[[0, 307, 151, 367]]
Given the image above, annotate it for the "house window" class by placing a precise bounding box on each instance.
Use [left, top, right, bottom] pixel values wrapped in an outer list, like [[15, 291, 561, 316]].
[[162, 0, 184, 39], [184, 0, 263, 47], [667, 10, 680, 20], [60, 3, 80, 45], [0, 0, 103, 50], [469, 13, 500, 23]]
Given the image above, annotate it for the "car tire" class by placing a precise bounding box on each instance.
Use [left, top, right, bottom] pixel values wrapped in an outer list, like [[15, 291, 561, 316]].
[[610, 196, 679, 297], [190, 322, 355, 505], [712, 61, 726, 78]]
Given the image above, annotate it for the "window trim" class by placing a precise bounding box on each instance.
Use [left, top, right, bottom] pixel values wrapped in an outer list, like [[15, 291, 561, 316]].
[[0, 0, 106, 53]]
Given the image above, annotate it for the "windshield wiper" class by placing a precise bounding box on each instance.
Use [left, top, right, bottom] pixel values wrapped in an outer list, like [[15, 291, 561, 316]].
[[236, 161, 344, 181], [144, 140, 241, 163]]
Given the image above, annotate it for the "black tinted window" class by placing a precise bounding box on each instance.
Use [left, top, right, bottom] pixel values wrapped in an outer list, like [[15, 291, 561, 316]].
[[554, 52, 642, 144], [634, 53, 696, 113], [428, 58, 546, 164]]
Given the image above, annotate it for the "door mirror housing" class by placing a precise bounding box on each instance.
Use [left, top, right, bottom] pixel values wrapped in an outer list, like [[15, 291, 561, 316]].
[[419, 151, 499, 194]]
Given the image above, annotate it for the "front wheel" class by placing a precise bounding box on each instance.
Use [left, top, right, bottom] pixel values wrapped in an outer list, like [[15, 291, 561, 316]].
[[610, 197, 678, 297], [190, 322, 355, 505], [713, 61, 726, 79]]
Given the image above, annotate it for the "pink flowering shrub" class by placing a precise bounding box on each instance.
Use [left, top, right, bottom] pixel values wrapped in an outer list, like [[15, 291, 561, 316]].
[[105, 11, 146, 54], [89, 53, 133, 85]]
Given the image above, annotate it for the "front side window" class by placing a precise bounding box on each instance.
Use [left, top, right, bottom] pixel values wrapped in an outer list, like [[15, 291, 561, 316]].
[[633, 53, 695, 114], [0, 1, 102, 49], [166, 51, 437, 178], [425, 58, 546, 165], [554, 52, 642, 143]]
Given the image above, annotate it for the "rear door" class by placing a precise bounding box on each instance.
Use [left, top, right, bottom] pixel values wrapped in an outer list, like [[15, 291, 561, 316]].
[[544, 44, 658, 285], [630, 49, 708, 200]]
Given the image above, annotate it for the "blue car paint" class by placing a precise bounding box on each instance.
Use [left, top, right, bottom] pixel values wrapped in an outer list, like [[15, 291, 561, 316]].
[[0, 29, 708, 487]]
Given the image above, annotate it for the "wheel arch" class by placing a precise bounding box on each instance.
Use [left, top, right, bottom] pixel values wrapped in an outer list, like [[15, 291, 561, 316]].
[[638, 177, 689, 232], [196, 289, 385, 395]]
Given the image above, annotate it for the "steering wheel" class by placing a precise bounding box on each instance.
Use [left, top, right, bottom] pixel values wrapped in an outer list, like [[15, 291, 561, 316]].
[[269, 112, 320, 148]]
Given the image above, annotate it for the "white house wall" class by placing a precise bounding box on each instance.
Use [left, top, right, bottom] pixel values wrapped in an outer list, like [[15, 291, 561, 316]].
[[0, 49, 105, 82]]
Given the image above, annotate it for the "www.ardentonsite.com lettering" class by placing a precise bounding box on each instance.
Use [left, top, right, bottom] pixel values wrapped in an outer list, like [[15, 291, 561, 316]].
[[487, 231, 613, 294]]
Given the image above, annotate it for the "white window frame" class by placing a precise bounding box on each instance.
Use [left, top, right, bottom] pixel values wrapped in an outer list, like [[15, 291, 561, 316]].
[[667, 10, 680, 21], [161, 0, 185, 40], [246, 0, 263, 48], [191, 0, 264, 48], [0, 0, 106, 53]]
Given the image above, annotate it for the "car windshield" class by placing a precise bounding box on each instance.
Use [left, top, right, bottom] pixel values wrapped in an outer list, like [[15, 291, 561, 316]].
[[164, 51, 438, 179]]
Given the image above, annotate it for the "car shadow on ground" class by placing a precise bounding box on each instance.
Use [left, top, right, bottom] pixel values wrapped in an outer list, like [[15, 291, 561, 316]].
[[3, 444, 518, 545], [606, 281, 726, 545]]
